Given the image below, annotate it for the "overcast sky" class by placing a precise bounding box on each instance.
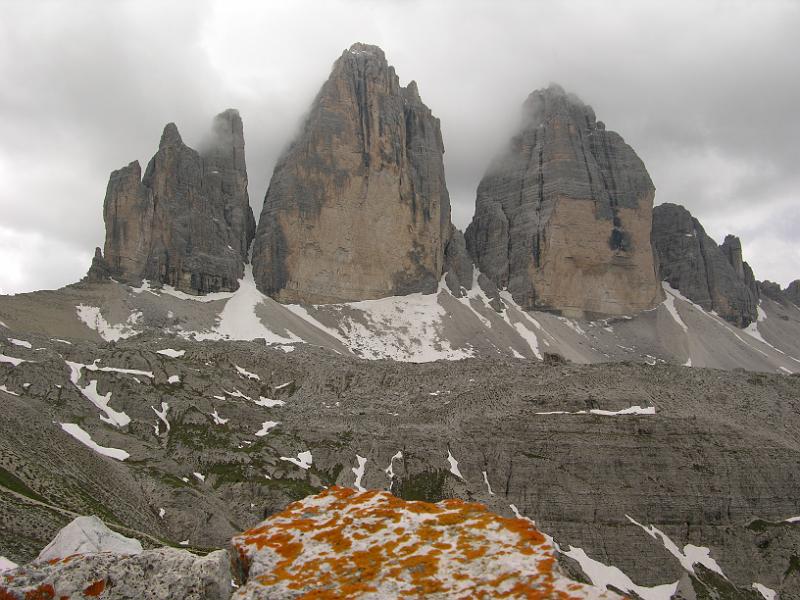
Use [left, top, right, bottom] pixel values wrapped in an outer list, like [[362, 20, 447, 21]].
[[1, 0, 798, 294]]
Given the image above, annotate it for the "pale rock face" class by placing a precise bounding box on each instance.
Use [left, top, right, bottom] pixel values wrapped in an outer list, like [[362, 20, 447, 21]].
[[652, 203, 759, 327], [251, 43, 453, 304], [102, 110, 256, 295], [2, 548, 231, 600], [37, 515, 142, 562], [465, 84, 662, 318]]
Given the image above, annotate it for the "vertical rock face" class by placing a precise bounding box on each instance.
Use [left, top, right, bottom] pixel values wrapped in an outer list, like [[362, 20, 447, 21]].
[[102, 110, 256, 294], [785, 280, 800, 305], [651, 203, 759, 327], [251, 43, 453, 303], [464, 85, 662, 318]]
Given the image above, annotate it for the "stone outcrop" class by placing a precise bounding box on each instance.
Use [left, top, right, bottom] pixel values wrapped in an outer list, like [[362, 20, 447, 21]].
[[465, 84, 662, 318], [652, 203, 759, 327], [231, 486, 620, 599], [83, 248, 111, 283], [251, 43, 456, 304], [0, 549, 232, 600], [102, 110, 256, 295]]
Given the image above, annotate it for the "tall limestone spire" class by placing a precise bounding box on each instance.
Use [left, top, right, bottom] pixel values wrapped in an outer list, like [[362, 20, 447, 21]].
[[251, 43, 461, 303]]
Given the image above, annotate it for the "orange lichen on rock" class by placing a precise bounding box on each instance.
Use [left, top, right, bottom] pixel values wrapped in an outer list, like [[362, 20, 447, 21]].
[[82, 579, 106, 596], [230, 486, 623, 599]]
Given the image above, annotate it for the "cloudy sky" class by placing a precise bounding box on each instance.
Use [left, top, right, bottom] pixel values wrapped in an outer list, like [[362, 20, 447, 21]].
[[1, 0, 798, 293]]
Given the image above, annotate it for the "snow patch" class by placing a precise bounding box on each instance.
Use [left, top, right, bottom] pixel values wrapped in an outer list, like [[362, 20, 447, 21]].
[[561, 545, 678, 600], [661, 283, 688, 332], [281, 450, 313, 470], [9, 338, 31, 348], [236, 365, 260, 380], [482, 470, 495, 495], [167, 374, 180, 384], [193, 472, 205, 482], [157, 348, 185, 358], [66, 361, 131, 427], [211, 409, 229, 425], [0, 384, 19, 396], [351, 455, 367, 492], [60, 423, 129, 461], [255, 421, 279, 437], [536, 405, 655, 416], [447, 450, 464, 479], [752, 583, 776, 600], [254, 396, 285, 408], [627, 515, 726, 577], [0, 353, 26, 366], [76, 305, 141, 341], [385, 451, 402, 479], [151, 402, 170, 433]]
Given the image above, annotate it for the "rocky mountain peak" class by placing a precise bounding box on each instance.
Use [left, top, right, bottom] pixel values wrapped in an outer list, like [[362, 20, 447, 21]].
[[465, 84, 661, 317], [652, 203, 759, 327], [159, 122, 183, 148], [100, 110, 255, 295], [251, 43, 462, 303]]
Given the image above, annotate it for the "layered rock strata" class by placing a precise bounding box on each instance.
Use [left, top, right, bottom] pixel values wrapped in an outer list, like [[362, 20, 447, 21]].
[[252, 43, 458, 303], [102, 110, 256, 294], [465, 84, 662, 318], [652, 203, 759, 327]]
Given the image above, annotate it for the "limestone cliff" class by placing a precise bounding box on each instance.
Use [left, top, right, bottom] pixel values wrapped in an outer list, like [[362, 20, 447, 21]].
[[464, 85, 662, 318], [652, 203, 759, 327], [251, 43, 455, 303], [102, 110, 256, 294]]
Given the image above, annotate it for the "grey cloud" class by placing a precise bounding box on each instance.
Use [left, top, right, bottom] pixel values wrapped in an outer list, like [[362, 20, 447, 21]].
[[1, 0, 798, 293]]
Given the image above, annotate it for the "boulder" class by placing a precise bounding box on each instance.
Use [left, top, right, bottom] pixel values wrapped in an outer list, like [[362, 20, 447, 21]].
[[37, 516, 142, 562], [1, 548, 231, 600], [102, 110, 256, 295], [230, 486, 621, 598], [465, 84, 662, 318], [251, 43, 454, 303]]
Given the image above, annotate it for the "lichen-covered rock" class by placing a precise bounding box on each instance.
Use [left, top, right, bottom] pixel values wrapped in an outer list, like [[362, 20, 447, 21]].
[[37, 516, 142, 562], [102, 109, 256, 295], [652, 203, 759, 327], [251, 43, 454, 303], [465, 84, 662, 318], [230, 486, 620, 599], [0, 548, 231, 600]]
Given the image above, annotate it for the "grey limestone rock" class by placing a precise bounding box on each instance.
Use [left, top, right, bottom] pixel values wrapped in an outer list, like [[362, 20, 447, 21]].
[[652, 203, 759, 327], [251, 43, 455, 303], [785, 280, 800, 305], [0, 548, 231, 600], [465, 84, 662, 318], [102, 110, 255, 295]]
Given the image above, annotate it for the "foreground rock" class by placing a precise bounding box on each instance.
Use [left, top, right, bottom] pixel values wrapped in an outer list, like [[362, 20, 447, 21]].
[[652, 203, 759, 327], [37, 516, 142, 562], [465, 84, 662, 318], [102, 109, 256, 295], [231, 486, 619, 599], [0, 549, 231, 600], [252, 43, 459, 303]]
